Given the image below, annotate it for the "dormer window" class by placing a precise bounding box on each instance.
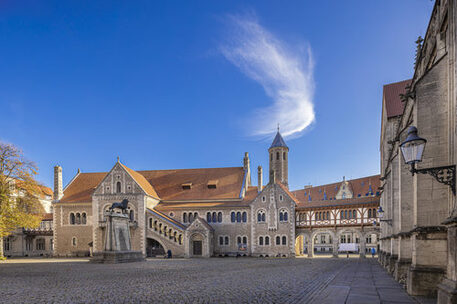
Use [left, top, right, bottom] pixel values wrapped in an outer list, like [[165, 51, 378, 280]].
[[207, 180, 218, 189], [182, 183, 192, 190]]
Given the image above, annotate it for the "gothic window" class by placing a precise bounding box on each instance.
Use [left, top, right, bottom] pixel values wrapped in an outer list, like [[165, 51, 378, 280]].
[[284, 211, 288, 221], [257, 210, 266, 222], [212, 212, 217, 223], [279, 212, 283, 222], [368, 209, 372, 218], [259, 236, 264, 246], [224, 236, 229, 245], [231, 212, 236, 223], [70, 213, 75, 225], [242, 236, 247, 244], [76, 213, 81, 225], [36, 238, 45, 250], [276, 236, 280, 245], [129, 210, 134, 221], [265, 236, 270, 246], [236, 212, 241, 223], [116, 181, 121, 193], [242, 212, 247, 223], [207, 212, 211, 223], [82, 213, 87, 225], [219, 236, 224, 246], [276, 152, 279, 160], [183, 213, 187, 223], [282, 236, 287, 245], [218, 212, 222, 223]]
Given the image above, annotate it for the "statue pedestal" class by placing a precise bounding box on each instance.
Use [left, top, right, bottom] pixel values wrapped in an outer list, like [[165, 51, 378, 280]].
[[91, 211, 144, 263]]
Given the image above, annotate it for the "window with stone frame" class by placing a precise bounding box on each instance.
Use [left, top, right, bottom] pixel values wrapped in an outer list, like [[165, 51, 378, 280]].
[[36, 238, 45, 250], [282, 236, 287, 245], [259, 236, 264, 246]]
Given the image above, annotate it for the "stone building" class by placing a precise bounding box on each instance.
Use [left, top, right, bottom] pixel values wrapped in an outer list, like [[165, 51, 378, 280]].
[[52, 131, 380, 259], [379, 1, 457, 302]]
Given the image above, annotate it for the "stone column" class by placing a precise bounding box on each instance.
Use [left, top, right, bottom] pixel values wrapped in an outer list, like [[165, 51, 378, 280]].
[[307, 240, 313, 258], [332, 237, 338, 258], [360, 238, 366, 258]]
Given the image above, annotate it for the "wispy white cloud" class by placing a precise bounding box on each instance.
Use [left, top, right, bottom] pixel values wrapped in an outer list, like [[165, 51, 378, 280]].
[[221, 13, 315, 138]]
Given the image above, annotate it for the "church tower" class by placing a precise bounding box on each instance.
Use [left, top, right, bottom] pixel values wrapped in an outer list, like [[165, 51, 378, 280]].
[[268, 129, 289, 187]]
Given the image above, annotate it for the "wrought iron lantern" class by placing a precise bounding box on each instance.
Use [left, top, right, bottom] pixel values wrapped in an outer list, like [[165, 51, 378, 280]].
[[376, 206, 392, 225], [400, 126, 456, 195]]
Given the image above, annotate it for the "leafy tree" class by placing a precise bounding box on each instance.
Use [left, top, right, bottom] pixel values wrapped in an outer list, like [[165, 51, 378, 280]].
[[0, 142, 44, 259]]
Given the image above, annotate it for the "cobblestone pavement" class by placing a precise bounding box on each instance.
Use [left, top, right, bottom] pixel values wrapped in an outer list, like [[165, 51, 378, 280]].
[[0, 258, 429, 304]]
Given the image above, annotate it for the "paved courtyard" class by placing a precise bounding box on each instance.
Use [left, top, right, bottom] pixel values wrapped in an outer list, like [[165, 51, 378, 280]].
[[0, 257, 432, 304]]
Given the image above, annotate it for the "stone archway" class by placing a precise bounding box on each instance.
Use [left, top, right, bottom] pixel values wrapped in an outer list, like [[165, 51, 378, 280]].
[[310, 230, 337, 258], [336, 229, 365, 257], [146, 238, 167, 257], [295, 233, 311, 257]]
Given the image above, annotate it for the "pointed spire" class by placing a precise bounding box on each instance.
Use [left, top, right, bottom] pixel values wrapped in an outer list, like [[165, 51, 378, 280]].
[[117, 156, 120, 163], [269, 130, 288, 149]]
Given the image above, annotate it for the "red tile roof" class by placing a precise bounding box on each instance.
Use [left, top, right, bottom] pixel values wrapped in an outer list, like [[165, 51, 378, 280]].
[[60, 166, 246, 203], [291, 175, 380, 204], [42, 213, 53, 221], [383, 79, 412, 118]]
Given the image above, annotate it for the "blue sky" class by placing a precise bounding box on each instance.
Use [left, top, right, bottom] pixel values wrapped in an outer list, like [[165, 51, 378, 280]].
[[0, 1, 433, 191]]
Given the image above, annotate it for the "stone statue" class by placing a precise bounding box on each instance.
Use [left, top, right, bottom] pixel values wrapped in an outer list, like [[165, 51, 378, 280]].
[[109, 199, 129, 213]]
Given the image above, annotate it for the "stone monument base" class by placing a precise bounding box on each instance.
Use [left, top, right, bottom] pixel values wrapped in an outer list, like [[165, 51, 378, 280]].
[[91, 251, 144, 264]]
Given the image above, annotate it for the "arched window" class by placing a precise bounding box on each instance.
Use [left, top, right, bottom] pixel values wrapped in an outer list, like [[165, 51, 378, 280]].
[[348, 211, 352, 219], [265, 236, 270, 245], [282, 236, 287, 245], [231, 212, 236, 223], [218, 212, 222, 223], [236, 212, 241, 223], [257, 211, 265, 222], [154, 220, 157, 231], [283, 152, 286, 160], [353, 210, 357, 218], [149, 218, 152, 228], [82, 213, 87, 224], [194, 212, 198, 219], [340, 210, 343, 219], [189, 213, 194, 223], [70, 213, 75, 225], [276, 236, 280, 245], [178, 234, 182, 245], [72, 237, 77, 247], [319, 212, 322, 220], [242, 212, 247, 222], [168, 229, 172, 239], [344, 210, 347, 219], [237, 236, 242, 245], [224, 236, 229, 245], [326, 211, 329, 220], [116, 181, 121, 193], [207, 212, 211, 223], [262, 213, 265, 222], [242, 236, 247, 244], [159, 223, 162, 234], [276, 152, 279, 160], [279, 212, 284, 222], [76, 213, 81, 225], [164, 226, 168, 236], [129, 210, 134, 221], [259, 236, 264, 246], [368, 209, 372, 218], [212, 212, 217, 223], [173, 232, 177, 242], [315, 213, 318, 221], [372, 208, 376, 217], [284, 212, 288, 222], [183, 213, 187, 223]]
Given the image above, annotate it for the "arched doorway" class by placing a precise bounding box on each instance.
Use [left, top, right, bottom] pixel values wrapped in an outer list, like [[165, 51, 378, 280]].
[[312, 232, 333, 257], [190, 233, 204, 257], [146, 238, 165, 257], [295, 234, 309, 256]]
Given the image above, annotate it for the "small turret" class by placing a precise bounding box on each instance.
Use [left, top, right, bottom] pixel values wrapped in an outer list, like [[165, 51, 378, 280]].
[[54, 165, 63, 201], [257, 166, 263, 192], [243, 152, 251, 187]]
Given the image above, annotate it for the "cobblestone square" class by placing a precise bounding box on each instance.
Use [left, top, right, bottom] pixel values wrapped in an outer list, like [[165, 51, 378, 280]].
[[0, 258, 427, 304]]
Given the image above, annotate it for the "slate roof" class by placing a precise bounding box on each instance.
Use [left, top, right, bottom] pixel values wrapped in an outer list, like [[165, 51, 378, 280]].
[[269, 131, 288, 149], [383, 79, 412, 118]]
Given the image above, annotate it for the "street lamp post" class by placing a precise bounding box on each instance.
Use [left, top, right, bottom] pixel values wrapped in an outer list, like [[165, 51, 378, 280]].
[[400, 126, 456, 195]]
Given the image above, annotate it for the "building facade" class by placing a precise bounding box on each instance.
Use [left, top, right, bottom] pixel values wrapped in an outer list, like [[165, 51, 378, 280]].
[[52, 131, 379, 259], [379, 1, 457, 302]]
